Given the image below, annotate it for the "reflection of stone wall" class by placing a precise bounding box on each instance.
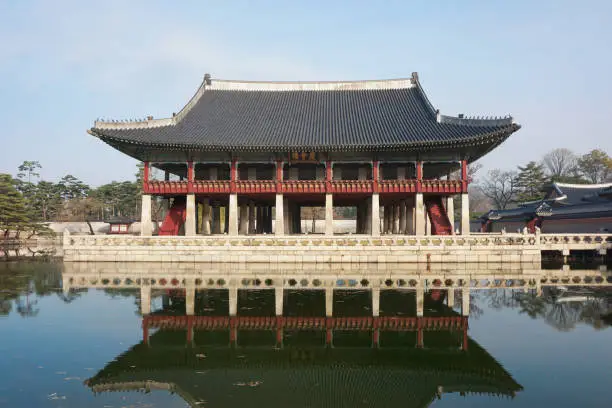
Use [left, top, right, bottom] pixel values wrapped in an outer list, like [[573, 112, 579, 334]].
[[47, 222, 160, 235], [63, 231, 545, 264]]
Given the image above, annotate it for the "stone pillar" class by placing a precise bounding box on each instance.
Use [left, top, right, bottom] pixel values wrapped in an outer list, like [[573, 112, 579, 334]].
[[415, 193, 425, 235], [185, 285, 195, 315], [371, 193, 380, 237], [461, 193, 470, 235], [416, 286, 424, 317], [248, 201, 256, 234], [239, 203, 248, 234], [371, 287, 380, 317], [202, 199, 212, 235], [425, 212, 431, 236], [447, 196, 455, 234], [325, 287, 334, 317], [399, 200, 407, 234], [140, 285, 151, 315], [447, 288, 455, 309], [283, 197, 290, 234], [185, 194, 196, 236], [228, 194, 238, 235], [275, 287, 283, 316], [211, 206, 221, 234], [275, 194, 284, 235], [325, 193, 334, 236], [461, 288, 470, 316], [229, 287, 238, 316], [393, 204, 400, 234], [140, 194, 152, 236]]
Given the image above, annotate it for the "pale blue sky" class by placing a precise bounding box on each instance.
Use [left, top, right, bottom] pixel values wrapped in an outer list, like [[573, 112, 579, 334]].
[[1, 0, 611, 186]]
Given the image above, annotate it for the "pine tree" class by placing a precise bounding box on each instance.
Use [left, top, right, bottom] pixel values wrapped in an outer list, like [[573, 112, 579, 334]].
[[0, 174, 31, 238], [515, 161, 548, 203]]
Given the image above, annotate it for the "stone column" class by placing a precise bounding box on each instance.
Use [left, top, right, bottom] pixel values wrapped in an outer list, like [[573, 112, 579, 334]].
[[185, 285, 195, 315], [425, 212, 432, 236], [275, 194, 284, 235], [393, 204, 400, 234], [416, 286, 424, 317], [415, 193, 425, 235], [275, 287, 283, 316], [325, 287, 334, 317], [447, 288, 455, 309], [248, 201, 256, 234], [228, 194, 238, 235], [399, 199, 407, 234], [283, 197, 290, 234], [185, 194, 196, 236], [461, 288, 470, 316], [212, 206, 221, 234], [447, 196, 455, 234], [202, 199, 212, 235], [239, 203, 248, 234], [371, 287, 380, 317], [229, 287, 238, 316], [140, 285, 151, 315], [371, 193, 380, 237], [461, 193, 470, 235], [325, 193, 334, 236], [141, 194, 152, 236]]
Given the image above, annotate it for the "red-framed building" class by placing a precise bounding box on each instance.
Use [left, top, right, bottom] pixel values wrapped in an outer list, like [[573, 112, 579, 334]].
[[89, 73, 519, 236]]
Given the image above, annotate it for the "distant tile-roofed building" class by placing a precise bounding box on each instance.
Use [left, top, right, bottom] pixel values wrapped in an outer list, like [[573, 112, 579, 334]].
[[481, 182, 612, 233]]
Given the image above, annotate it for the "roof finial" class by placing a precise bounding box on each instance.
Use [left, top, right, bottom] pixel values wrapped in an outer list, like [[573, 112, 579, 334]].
[[204, 73, 212, 85], [410, 72, 419, 84]]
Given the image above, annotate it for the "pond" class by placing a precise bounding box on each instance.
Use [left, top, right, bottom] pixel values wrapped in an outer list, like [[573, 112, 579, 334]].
[[1, 261, 611, 407]]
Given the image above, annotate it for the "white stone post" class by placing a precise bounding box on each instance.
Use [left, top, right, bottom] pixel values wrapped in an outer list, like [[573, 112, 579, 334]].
[[325, 193, 334, 236], [371, 287, 380, 317], [393, 204, 400, 234], [140, 285, 151, 315], [447, 196, 455, 234], [202, 199, 211, 235], [275, 194, 284, 235], [239, 203, 248, 234], [399, 200, 407, 234], [141, 194, 152, 236], [461, 287, 470, 316], [447, 288, 455, 309], [186, 285, 195, 315], [461, 193, 470, 235], [275, 287, 283, 316], [425, 212, 431, 236], [229, 287, 238, 316], [416, 286, 424, 317], [185, 194, 196, 236], [248, 201, 256, 234], [325, 287, 334, 317], [371, 193, 380, 237], [415, 193, 425, 235], [228, 194, 238, 235]]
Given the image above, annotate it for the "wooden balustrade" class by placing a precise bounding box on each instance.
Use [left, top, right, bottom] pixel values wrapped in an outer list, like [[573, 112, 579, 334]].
[[281, 180, 326, 194]]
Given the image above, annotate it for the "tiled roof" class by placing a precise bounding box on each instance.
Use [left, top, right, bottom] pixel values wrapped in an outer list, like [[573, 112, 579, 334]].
[[89, 73, 520, 153], [552, 182, 612, 205]]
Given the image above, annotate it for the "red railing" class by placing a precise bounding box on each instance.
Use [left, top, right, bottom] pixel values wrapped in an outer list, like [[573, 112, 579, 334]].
[[144, 179, 466, 195], [143, 315, 467, 331]]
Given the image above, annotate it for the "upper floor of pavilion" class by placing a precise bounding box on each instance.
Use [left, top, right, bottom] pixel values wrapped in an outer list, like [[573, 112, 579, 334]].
[[88, 72, 520, 164]]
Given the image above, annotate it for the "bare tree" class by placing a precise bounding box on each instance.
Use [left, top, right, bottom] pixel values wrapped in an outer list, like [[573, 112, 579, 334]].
[[542, 148, 577, 179], [479, 169, 518, 210]]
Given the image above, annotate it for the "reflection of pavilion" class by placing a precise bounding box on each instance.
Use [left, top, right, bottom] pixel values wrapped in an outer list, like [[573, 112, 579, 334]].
[[85, 290, 523, 407]]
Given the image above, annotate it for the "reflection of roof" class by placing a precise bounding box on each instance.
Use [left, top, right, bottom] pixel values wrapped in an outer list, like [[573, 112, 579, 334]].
[[89, 73, 519, 158], [105, 217, 135, 224], [86, 328, 522, 408]]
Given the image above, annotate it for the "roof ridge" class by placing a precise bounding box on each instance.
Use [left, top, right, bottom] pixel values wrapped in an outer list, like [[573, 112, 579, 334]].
[[555, 182, 612, 189]]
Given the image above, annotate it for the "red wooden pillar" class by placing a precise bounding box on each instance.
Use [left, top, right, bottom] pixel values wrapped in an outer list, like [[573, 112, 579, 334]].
[[460, 160, 468, 192], [142, 316, 149, 345], [143, 161, 150, 193], [275, 160, 283, 192], [325, 160, 333, 192], [372, 160, 379, 192], [416, 317, 424, 348], [186, 315, 194, 345], [229, 316, 237, 346], [230, 159, 238, 193], [462, 317, 469, 351], [372, 329, 380, 348], [187, 161, 194, 193], [416, 161, 423, 192]]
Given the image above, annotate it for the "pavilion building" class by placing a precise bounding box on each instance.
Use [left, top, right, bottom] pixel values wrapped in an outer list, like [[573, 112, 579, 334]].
[[89, 72, 519, 237]]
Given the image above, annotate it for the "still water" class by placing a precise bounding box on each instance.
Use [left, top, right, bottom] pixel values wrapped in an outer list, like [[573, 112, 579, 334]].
[[1, 262, 612, 407]]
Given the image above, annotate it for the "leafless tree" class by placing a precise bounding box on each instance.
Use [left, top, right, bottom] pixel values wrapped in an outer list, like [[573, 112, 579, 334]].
[[479, 169, 518, 210], [542, 148, 577, 179]]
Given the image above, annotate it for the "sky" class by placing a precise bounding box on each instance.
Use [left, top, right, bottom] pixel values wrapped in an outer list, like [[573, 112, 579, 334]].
[[1, 0, 611, 187]]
